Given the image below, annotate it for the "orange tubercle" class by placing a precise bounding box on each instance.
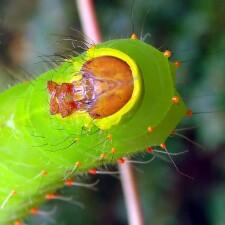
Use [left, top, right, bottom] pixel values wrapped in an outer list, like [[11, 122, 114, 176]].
[[100, 153, 107, 159], [45, 193, 58, 200], [75, 161, 81, 168], [65, 179, 74, 187], [146, 147, 153, 153], [174, 60, 182, 68], [117, 157, 126, 164], [172, 96, 180, 104], [163, 50, 172, 58], [147, 126, 154, 133], [160, 143, 167, 149], [88, 168, 97, 175], [30, 207, 39, 215], [41, 170, 48, 176], [111, 147, 116, 154], [14, 221, 22, 225], [107, 134, 112, 141], [186, 109, 193, 117]]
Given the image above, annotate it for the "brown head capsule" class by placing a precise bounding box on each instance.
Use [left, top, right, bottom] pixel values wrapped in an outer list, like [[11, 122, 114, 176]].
[[48, 56, 134, 119]]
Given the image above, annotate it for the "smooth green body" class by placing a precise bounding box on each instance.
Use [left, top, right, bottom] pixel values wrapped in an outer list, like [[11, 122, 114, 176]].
[[0, 39, 186, 224]]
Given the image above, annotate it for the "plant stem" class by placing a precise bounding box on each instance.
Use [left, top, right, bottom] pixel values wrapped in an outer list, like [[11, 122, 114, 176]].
[[76, 0, 101, 42], [119, 159, 145, 225], [75, 1, 145, 224]]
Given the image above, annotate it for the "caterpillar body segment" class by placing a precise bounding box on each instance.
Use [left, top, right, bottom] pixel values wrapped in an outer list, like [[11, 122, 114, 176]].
[[0, 38, 186, 224]]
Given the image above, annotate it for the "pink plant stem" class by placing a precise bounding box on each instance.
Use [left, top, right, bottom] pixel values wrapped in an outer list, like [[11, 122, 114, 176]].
[[76, 0, 101, 43], [119, 159, 145, 225], [75, 1, 145, 224]]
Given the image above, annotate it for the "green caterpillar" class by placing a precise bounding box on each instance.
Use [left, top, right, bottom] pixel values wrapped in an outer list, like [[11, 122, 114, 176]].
[[0, 37, 186, 224]]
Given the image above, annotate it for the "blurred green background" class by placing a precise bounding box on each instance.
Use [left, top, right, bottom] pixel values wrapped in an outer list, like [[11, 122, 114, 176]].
[[0, 0, 224, 224]]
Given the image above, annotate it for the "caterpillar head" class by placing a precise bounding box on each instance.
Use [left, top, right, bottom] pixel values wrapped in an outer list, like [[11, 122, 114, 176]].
[[48, 56, 134, 119]]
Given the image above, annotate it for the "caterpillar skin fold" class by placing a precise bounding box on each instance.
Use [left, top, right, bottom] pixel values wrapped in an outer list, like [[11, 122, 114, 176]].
[[0, 38, 186, 224]]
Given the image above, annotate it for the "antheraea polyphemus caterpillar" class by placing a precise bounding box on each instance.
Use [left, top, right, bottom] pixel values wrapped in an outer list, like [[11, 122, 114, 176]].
[[0, 36, 187, 224]]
